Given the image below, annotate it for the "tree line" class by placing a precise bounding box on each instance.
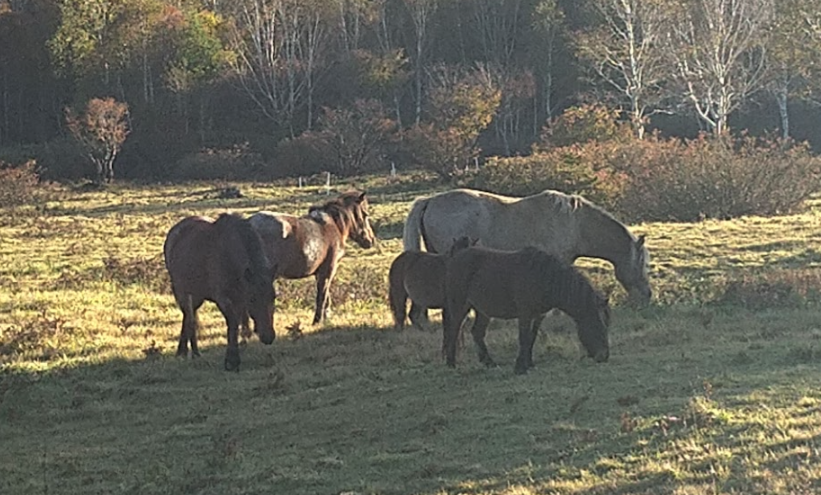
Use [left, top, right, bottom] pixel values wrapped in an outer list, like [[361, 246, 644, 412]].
[[2, 0, 821, 182]]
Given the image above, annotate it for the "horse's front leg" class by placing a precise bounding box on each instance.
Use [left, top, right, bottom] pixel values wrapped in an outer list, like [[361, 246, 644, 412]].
[[443, 304, 470, 368], [216, 298, 242, 371], [470, 312, 495, 367], [514, 317, 538, 375]]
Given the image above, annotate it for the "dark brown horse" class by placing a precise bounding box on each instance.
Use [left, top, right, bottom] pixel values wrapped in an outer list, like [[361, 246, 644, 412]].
[[163, 213, 276, 371], [388, 236, 476, 331], [444, 246, 610, 374], [249, 191, 376, 324]]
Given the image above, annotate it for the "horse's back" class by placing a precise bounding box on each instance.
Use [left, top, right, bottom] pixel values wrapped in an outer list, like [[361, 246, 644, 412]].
[[249, 211, 329, 278], [447, 247, 552, 319], [390, 251, 448, 308], [417, 188, 579, 258], [163, 216, 219, 298]]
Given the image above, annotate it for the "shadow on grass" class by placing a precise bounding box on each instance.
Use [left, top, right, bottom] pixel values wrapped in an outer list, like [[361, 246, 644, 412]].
[[4, 315, 821, 495]]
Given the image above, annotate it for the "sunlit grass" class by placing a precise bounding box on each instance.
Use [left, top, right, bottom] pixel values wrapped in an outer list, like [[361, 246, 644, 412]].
[[2, 175, 821, 494]]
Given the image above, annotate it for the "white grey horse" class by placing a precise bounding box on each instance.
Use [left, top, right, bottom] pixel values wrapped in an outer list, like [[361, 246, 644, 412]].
[[403, 188, 650, 323]]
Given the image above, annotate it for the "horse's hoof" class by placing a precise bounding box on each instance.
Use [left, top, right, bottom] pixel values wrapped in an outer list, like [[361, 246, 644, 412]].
[[175, 349, 188, 358], [192, 350, 201, 358], [513, 364, 529, 375], [224, 348, 241, 372], [483, 359, 498, 368]]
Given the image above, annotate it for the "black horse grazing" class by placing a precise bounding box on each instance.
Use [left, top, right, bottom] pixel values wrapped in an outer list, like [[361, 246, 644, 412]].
[[163, 213, 277, 371], [443, 246, 610, 374]]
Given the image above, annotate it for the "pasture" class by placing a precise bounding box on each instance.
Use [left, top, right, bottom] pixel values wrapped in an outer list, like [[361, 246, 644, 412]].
[[2, 174, 821, 494]]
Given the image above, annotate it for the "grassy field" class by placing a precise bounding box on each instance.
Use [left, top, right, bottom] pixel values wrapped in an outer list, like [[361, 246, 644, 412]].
[[2, 174, 821, 494]]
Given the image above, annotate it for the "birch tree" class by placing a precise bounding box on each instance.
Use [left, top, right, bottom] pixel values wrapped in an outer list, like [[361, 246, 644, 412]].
[[575, 0, 669, 139], [667, 0, 774, 136]]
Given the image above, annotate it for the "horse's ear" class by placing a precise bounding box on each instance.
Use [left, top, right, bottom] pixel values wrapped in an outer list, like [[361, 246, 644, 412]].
[[469, 237, 479, 246], [358, 191, 367, 202], [637, 234, 646, 247]]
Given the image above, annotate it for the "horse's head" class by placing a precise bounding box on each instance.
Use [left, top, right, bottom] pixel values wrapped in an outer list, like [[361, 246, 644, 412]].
[[344, 191, 377, 249], [578, 292, 610, 363], [615, 234, 652, 306], [245, 264, 277, 345]]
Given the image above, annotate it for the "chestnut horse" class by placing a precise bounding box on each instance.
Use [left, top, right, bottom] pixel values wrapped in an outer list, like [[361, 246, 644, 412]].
[[249, 191, 376, 324], [404, 189, 650, 326], [388, 236, 476, 331], [444, 246, 610, 374], [163, 213, 276, 371]]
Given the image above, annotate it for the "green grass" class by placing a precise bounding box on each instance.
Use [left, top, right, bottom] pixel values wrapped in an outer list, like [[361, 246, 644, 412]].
[[2, 174, 821, 494]]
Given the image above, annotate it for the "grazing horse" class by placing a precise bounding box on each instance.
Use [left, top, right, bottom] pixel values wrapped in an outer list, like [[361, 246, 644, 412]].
[[388, 236, 476, 331], [404, 189, 650, 324], [163, 213, 276, 371], [444, 246, 610, 374], [249, 191, 376, 324]]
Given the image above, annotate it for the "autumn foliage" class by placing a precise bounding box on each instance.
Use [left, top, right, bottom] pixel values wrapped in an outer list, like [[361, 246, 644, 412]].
[[65, 97, 130, 185]]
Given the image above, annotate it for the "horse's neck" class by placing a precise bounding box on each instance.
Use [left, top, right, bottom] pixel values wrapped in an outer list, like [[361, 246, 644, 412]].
[[318, 209, 348, 247], [577, 208, 631, 265]]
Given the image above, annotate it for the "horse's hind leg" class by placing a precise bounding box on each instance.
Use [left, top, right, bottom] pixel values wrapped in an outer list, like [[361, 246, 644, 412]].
[[514, 317, 538, 375], [470, 313, 496, 367], [409, 302, 430, 328], [176, 294, 201, 357], [388, 272, 409, 331]]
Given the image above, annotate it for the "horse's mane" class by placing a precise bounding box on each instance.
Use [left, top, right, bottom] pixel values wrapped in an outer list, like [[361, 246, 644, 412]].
[[541, 189, 647, 266], [308, 191, 364, 233], [523, 246, 606, 320], [215, 213, 271, 278]]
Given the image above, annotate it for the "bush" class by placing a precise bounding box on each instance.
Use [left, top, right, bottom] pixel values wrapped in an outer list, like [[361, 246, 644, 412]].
[[173, 143, 266, 181], [0, 138, 87, 181], [615, 135, 821, 222], [0, 159, 39, 207], [312, 99, 397, 176], [469, 148, 611, 205], [271, 134, 333, 179], [536, 103, 632, 151]]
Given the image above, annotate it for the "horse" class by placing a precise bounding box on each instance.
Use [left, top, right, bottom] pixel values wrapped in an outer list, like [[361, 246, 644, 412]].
[[249, 191, 376, 325], [404, 189, 650, 326], [163, 213, 277, 371], [388, 236, 476, 331], [443, 246, 610, 374]]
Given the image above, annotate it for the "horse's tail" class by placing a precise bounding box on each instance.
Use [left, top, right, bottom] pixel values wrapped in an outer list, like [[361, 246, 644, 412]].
[[403, 197, 432, 252], [387, 255, 409, 331]]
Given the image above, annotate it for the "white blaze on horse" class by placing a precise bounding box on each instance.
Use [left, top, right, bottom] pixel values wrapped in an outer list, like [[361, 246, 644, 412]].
[[403, 188, 651, 320]]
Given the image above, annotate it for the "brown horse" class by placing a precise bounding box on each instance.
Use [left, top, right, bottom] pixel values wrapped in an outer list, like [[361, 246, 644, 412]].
[[163, 213, 277, 371], [388, 236, 476, 331], [444, 246, 610, 374], [249, 191, 376, 324]]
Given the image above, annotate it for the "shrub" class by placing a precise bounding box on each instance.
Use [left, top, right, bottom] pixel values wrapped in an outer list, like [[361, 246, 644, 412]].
[[536, 103, 632, 151], [310, 99, 397, 176], [404, 64, 501, 178], [173, 143, 266, 181], [0, 139, 87, 181], [65, 97, 130, 184], [0, 159, 39, 207], [615, 135, 821, 222], [272, 133, 333, 179], [469, 141, 628, 209]]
